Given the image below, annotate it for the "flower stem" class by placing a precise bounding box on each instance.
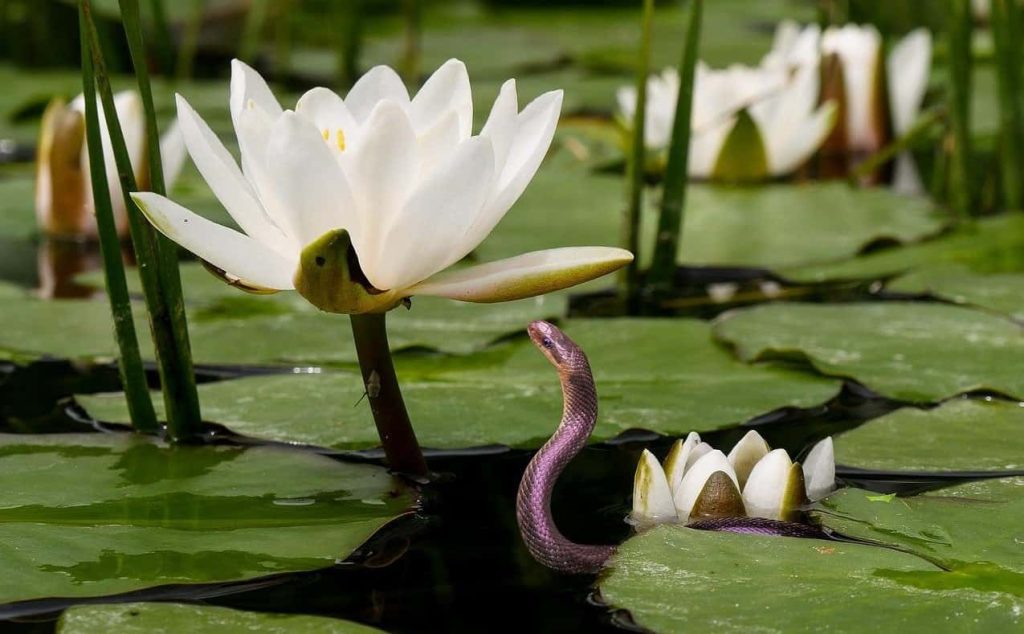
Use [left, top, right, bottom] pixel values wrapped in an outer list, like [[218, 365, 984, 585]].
[[78, 1, 157, 433], [946, 0, 974, 222], [647, 0, 703, 292], [620, 0, 654, 308], [84, 0, 203, 442], [349, 313, 428, 477], [991, 0, 1024, 210]]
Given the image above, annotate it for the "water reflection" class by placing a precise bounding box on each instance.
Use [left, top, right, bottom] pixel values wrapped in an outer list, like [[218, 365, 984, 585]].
[[33, 238, 134, 300]]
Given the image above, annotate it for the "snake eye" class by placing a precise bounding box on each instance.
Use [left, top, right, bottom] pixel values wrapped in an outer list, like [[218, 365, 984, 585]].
[[542, 336, 554, 349]]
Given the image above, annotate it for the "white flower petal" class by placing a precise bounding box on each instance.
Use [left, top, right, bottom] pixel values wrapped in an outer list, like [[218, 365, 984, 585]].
[[802, 437, 836, 501], [887, 28, 932, 135], [417, 110, 462, 180], [892, 152, 924, 195], [481, 79, 519, 177], [344, 65, 410, 122], [174, 95, 288, 252], [771, 102, 837, 175], [685, 441, 713, 470], [264, 111, 360, 249], [340, 101, 419, 286], [632, 449, 678, 524], [742, 448, 803, 520], [295, 86, 358, 151], [662, 432, 702, 496], [113, 91, 147, 191], [673, 450, 739, 521], [461, 89, 562, 255], [411, 58, 472, 137], [727, 430, 771, 488], [132, 192, 296, 290], [822, 25, 883, 150], [407, 247, 633, 302], [372, 136, 495, 290], [159, 118, 188, 188], [230, 59, 283, 120]]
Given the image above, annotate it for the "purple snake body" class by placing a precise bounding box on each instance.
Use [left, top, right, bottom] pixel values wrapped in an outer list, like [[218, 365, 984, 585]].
[[516, 321, 820, 575]]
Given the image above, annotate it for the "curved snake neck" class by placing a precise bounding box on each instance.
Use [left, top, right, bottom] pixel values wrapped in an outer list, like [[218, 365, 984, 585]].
[[516, 322, 818, 575]]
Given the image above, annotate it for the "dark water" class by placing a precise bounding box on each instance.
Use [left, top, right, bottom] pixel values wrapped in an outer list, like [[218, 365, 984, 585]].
[[0, 241, 1019, 633]]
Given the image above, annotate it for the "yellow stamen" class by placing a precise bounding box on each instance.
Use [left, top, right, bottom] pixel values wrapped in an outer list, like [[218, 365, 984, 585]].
[[336, 129, 346, 152], [322, 129, 330, 141]]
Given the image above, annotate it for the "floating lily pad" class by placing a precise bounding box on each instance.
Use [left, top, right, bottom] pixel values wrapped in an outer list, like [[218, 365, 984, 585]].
[[714, 302, 1024, 402], [80, 319, 841, 450], [835, 399, 1024, 472], [785, 214, 1024, 283], [887, 265, 1024, 320], [599, 525, 1023, 633], [812, 477, 1024, 578], [59, 603, 384, 634], [0, 433, 412, 605]]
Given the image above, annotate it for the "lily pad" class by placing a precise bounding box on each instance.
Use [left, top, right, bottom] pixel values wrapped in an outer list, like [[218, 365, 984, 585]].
[[0, 433, 412, 605], [812, 477, 1024, 578], [80, 319, 841, 450], [599, 525, 1023, 633], [785, 214, 1024, 283], [887, 265, 1024, 320], [714, 302, 1024, 402], [59, 603, 384, 634]]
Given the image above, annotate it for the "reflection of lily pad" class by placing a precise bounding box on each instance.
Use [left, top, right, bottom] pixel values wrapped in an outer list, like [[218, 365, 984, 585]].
[[80, 319, 840, 450], [599, 525, 1023, 632], [835, 399, 1024, 472], [0, 433, 412, 605], [785, 214, 1024, 283], [59, 603, 384, 634], [813, 478, 1024, 578], [887, 265, 1024, 320], [714, 302, 1024, 402]]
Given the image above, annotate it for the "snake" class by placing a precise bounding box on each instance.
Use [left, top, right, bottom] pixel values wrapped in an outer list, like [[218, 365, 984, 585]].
[[516, 320, 821, 575]]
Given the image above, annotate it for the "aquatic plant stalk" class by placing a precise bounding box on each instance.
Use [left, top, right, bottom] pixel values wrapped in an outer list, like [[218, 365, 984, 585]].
[[349, 314, 428, 477], [336, 0, 364, 87], [401, 0, 422, 84], [238, 0, 270, 63], [848, 107, 943, 186], [946, 0, 974, 221], [648, 0, 703, 291], [621, 0, 655, 305], [991, 0, 1024, 210], [146, 0, 175, 75], [78, 2, 158, 433], [176, 0, 204, 81], [85, 0, 203, 441]]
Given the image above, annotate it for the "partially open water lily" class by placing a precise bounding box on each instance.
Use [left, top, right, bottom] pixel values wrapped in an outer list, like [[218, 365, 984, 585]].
[[617, 59, 836, 182], [632, 431, 835, 526], [132, 59, 632, 314], [768, 21, 933, 191], [36, 90, 186, 239]]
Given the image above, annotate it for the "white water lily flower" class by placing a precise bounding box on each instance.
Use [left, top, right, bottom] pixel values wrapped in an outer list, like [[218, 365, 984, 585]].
[[630, 431, 836, 527], [132, 59, 632, 313], [618, 61, 836, 181], [35, 90, 186, 239]]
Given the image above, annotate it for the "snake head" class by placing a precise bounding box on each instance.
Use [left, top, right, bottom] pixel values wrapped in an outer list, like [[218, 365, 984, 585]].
[[528, 320, 578, 368]]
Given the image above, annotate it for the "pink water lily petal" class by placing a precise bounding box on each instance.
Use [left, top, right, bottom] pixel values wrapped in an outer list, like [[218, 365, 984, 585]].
[[408, 247, 633, 302], [132, 192, 296, 290]]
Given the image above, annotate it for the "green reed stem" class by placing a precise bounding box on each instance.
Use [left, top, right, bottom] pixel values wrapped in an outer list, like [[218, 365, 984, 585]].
[[400, 0, 422, 84], [991, 0, 1024, 210], [848, 107, 944, 186], [337, 0, 364, 87], [239, 0, 270, 63], [947, 0, 974, 222], [78, 3, 157, 433], [621, 0, 655, 307], [648, 0, 702, 291], [146, 0, 174, 75], [176, 0, 203, 81], [85, 0, 203, 442], [349, 313, 428, 477]]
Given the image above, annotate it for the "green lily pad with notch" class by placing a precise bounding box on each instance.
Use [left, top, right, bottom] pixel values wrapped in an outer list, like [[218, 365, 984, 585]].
[[599, 525, 1023, 633], [834, 398, 1024, 472], [886, 265, 1024, 320], [79, 319, 841, 450], [784, 214, 1024, 283], [0, 432, 413, 606], [812, 477, 1024, 581], [713, 301, 1024, 403], [59, 602, 385, 634]]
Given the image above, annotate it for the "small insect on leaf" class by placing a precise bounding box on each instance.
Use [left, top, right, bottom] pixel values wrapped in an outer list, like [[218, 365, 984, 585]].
[[865, 492, 897, 503]]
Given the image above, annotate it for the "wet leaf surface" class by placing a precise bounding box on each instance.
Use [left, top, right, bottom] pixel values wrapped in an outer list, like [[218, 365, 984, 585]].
[[713, 301, 1024, 402], [0, 433, 412, 606], [599, 524, 1023, 633], [886, 265, 1024, 320], [835, 398, 1024, 472], [79, 319, 840, 450], [59, 602, 385, 634]]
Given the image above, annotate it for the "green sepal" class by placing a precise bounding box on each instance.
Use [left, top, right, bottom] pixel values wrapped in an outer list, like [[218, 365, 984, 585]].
[[689, 470, 746, 520], [294, 229, 402, 314], [712, 108, 769, 182]]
